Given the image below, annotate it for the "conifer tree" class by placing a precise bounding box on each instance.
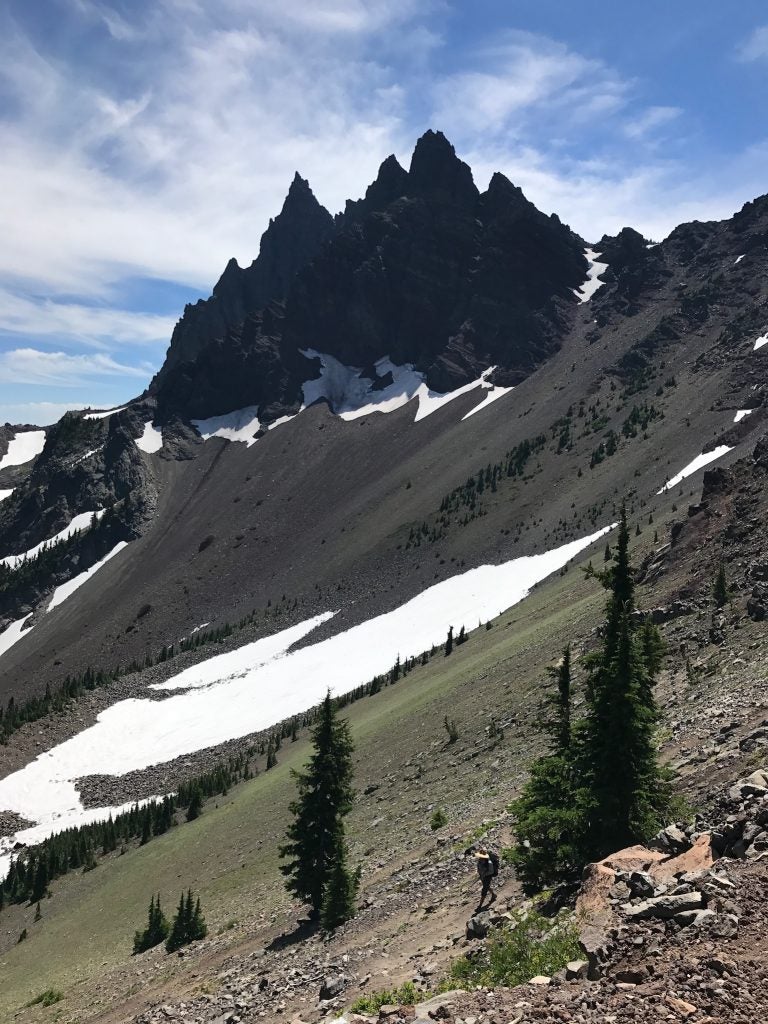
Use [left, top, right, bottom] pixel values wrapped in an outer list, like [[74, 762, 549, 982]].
[[712, 561, 728, 608], [444, 626, 453, 656], [186, 785, 203, 821], [165, 890, 206, 952], [280, 691, 355, 919], [319, 827, 357, 931], [133, 894, 170, 954], [578, 506, 671, 855]]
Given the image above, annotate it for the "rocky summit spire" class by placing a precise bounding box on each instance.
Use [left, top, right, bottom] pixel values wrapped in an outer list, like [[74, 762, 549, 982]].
[[407, 129, 478, 208]]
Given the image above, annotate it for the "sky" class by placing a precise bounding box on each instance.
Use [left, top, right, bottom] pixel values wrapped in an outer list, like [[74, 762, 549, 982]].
[[1, 1, 767, 426]]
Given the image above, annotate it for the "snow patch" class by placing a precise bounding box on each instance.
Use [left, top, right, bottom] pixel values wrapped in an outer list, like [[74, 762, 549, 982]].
[[192, 407, 261, 447], [461, 382, 514, 420], [135, 421, 163, 453], [302, 351, 509, 423], [657, 446, 733, 494], [1, 509, 105, 568], [753, 335, 768, 352], [0, 525, 612, 867], [0, 614, 33, 661], [84, 406, 126, 420], [0, 489, 13, 502], [734, 409, 754, 424], [575, 248, 608, 303], [0, 430, 46, 471], [734, 254, 745, 265], [48, 541, 129, 611]]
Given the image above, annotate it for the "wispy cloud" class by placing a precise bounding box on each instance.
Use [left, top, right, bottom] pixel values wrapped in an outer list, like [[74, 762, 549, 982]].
[[737, 25, 768, 61], [0, 349, 152, 387], [623, 105, 682, 140], [0, 290, 175, 349]]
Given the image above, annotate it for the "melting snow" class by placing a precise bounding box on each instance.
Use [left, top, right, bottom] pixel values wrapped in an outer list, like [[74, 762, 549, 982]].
[[575, 248, 608, 303], [734, 255, 745, 265], [0, 488, 13, 502], [0, 430, 46, 471], [192, 407, 261, 447], [734, 409, 754, 424], [753, 335, 768, 352], [84, 406, 127, 420], [0, 525, 613, 869], [48, 541, 129, 611], [135, 421, 163, 453], [1, 509, 105, 568], [657, 446, 734, 494], [192, 356, 515, 450], [0, 614, 33, 661], [302, 351, 510, 423]]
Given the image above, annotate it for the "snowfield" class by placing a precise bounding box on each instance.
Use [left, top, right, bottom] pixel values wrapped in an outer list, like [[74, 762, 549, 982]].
[[135, 421, 163, 453], [754, 335, 768, 352], [192, 354, 515, 449], [48, 541, 129, 612], [734, 409, 754, 424], [0, 614, 33, 660], [0, 525, 613, 876], [192, 407, 261, 447], [84, 406, 126, 420], [575, 248, 608, 303], [0, 430, 46, 471], [657, 446, 734, 494], [0, 488, 13, 502], [1, 509, 105, 568]]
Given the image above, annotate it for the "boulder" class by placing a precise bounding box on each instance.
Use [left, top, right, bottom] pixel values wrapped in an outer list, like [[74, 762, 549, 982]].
[[319, 975, 347, 1000], [465, 911, 491, 939], [565, 960, 590, 980], [623, 890, 703, 920], [651, 834, 714, 882]]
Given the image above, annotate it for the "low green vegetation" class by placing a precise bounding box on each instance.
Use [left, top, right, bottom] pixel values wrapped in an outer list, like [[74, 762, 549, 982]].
[[430, 807, 448, 830], [25, 989, 63, 1008], [350, 981, 422, 1014], [447, 910, 581, 988]]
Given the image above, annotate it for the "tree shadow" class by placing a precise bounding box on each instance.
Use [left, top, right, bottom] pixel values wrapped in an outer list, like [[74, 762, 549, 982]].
[[265, 917, 319, 952]]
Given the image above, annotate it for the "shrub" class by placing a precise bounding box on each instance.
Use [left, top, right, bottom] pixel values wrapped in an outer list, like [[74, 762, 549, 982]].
[[26, 990, 63, 1007], [430, 808, 448, 830], [350, 981, 422, 1015], [446, 909, 580, 988]]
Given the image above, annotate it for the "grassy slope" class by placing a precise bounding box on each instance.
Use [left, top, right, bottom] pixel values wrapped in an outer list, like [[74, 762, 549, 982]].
[[0, 540, 610, 1020]]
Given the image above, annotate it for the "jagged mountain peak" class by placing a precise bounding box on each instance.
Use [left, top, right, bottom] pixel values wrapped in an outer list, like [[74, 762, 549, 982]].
[[407, 128, 478, 206]]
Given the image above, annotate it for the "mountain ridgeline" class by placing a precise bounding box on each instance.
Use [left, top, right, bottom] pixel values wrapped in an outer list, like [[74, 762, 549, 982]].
[[150, 130, 589, 422]]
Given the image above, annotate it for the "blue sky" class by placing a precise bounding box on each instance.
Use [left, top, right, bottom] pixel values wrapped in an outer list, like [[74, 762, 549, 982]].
[[1, 0, 767, 425]]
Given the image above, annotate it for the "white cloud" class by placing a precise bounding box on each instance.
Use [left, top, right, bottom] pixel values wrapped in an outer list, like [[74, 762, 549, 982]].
[[737, 25, 768, 61], [0, 290, 175, 348], [0, 349, 152, 387], [623, 105, 682, 140], [431, 32, 628, 138]]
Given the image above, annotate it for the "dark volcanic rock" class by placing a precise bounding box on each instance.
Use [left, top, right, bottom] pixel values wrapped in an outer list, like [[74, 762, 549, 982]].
[[154, 172, 334, 383], [151, 130, 588, 420]]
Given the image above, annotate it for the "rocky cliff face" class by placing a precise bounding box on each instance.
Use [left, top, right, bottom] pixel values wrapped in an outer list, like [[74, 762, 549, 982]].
[[152, 130, 589, 421], [153, 172, 334, 383]]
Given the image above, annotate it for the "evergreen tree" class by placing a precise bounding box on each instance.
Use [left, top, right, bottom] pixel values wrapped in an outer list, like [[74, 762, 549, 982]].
[[266, 737, 278, 770], [712, 561, 728, 608], [578, 506, 672, 855], [279, 691, 355, 918], [165, 890, 207, 953], [444, 626, 454, 656], [510, 507, 673, 888], [133, 894, 170, 954], [320, 827, 357, 931], [186, 785, 203, 822]]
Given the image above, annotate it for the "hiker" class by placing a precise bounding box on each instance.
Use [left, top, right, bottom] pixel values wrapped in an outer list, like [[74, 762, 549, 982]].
[[474, 845, 499, 908]]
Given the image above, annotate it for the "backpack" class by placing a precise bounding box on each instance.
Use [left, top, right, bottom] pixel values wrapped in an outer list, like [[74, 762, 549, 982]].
[[488, 849, 500, 878]]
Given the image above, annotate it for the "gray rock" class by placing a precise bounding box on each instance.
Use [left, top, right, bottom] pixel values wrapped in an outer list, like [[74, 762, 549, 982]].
[[565, 960, 590, 980], [651, 824, 690, 854], [465, 911, 491, 939], [628, 870, 656, 898], [674, 908, 716, 927], [623, 890, 703, 920], [319, 974, 347, 1000]]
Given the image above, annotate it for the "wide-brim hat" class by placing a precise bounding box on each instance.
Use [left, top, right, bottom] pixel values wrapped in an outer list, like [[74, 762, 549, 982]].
[[475, 851, 490, 859]]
